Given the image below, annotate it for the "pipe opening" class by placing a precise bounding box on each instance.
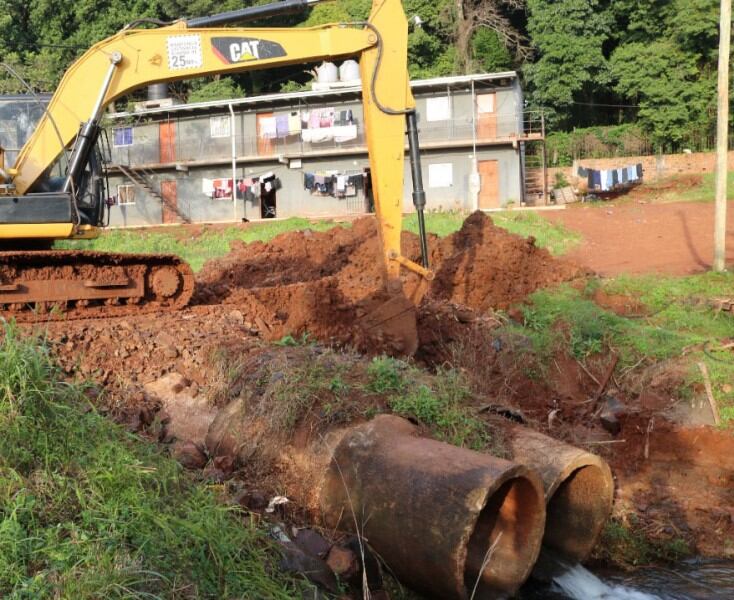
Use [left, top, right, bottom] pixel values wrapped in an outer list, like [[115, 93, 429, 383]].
[[544, 464, 610, 560], [464, 476, 545, 596]]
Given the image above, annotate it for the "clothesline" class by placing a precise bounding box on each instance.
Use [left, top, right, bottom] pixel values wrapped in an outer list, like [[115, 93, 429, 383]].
[[259, 107, 357, 143], [579, 164, 643, 193]]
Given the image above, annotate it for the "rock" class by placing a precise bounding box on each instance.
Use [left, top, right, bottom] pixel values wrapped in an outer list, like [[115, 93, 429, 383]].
[[234, 489, 268, 511], [294, 528, 332, 559], [280, 543, 339, 593], [145, 373, 216, 446], [228, 309, 245, 324], [325, 545, 359, 580], [172, 441, 208, 469], [205, 396, 260, 464]]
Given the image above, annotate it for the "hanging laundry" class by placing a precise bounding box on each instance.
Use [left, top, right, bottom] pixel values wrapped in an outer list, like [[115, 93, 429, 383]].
[[605, 170, 614, 191], [335, 109, 354, 126], [591, 171, 602, 190], [301, 111, 310, 129], [336, 175, 347, 192], [319, 107, 335, 128], [304, 172, 315, 190], [212, 178, 233, 199], [287, 111, 302, 135], [202, 178, 215, 196], [275, 115, 289, 137], [309, 110, 321, 129], [305, 128, 333, 143], [333, 124, 358, 143], [636, 164, 643, 179], [259, 116, 277, 139]]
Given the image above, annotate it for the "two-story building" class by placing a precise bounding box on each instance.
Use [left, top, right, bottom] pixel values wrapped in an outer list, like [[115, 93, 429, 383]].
[[1, 72, 547, 227]]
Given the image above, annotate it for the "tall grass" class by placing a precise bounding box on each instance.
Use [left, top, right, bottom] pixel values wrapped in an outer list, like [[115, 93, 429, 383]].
[[0, 322, 307, 599], [511, 272, 734, 421]]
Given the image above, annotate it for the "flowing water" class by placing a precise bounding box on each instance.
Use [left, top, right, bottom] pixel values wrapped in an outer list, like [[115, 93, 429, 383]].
[[519, 559, 734, 599]]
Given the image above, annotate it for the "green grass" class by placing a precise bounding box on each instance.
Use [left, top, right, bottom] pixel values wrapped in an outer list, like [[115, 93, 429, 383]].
[[0, 322, 309, 599], [510, 272, 734, 421], [365, 356, 503, 453], [403, 210, 581, 255], [596, 518, 691, 567], [56, 217, 342, 272], [677, 171, 734, 203], [628, 171, 734, 204], [58, 211, 580, 272]]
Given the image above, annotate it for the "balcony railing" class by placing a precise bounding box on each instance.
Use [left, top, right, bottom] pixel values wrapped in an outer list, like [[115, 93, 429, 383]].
[[110, 110, 545, 168]]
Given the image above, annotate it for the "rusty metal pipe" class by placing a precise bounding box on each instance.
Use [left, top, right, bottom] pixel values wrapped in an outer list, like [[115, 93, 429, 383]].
[[499, 424, 614, 565], [319, 415, 546, 599]]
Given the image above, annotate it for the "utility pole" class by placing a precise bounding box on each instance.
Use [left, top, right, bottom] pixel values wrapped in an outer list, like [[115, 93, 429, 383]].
[[714, 0, 731, 272]]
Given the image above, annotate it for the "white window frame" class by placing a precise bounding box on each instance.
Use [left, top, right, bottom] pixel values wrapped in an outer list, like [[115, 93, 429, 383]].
[[112, 126, 133, 147], [117, 184, 136, 206], [210, 115, 232, 138]]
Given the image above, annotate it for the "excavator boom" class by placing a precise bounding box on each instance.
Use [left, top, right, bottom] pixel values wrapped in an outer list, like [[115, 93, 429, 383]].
[[0, 0, 431, 354]]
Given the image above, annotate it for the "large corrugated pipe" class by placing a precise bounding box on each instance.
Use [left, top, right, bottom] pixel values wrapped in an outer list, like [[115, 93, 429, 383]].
[[319, 415, 547, 600], [498, 423, 614, 574]]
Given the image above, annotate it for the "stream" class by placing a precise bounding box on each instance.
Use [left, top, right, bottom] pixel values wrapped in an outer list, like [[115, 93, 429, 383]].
[[518, 559, 734, 599]]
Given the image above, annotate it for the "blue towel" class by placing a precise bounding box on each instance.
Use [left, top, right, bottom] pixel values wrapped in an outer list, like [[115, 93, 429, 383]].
[[627, 166, 636, 181], [605, 170, 613, 191]]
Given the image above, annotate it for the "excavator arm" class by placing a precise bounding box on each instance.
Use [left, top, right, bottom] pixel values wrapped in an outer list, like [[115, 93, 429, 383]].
[[1, 0, 431, 353]]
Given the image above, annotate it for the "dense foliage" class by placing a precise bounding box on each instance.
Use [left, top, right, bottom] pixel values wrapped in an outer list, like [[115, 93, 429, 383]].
[[0, 0, 728, 145]]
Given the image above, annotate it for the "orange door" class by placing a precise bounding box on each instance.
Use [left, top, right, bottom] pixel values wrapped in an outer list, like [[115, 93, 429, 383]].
[[476, 93, 497, 140], [161, 179, 178, 224], [159, 121, 176, 163], [256, 112, 274, 156], [478, 160, 499, 209]]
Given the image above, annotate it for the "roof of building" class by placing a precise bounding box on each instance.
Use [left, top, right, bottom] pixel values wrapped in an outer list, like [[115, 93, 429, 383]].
[[108, 71, 518, 120]]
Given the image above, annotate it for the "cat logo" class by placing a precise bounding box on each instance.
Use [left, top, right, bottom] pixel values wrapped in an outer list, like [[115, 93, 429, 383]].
[[211, 37, 287, 64]]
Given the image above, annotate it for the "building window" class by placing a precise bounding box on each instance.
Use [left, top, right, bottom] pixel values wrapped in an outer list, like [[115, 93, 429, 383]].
[[117, 184, 136, 206], [113, 127, 133, 147], [210, 115, 231, 138], [428, 163, 453, 188], [426, 97, 451, 122]]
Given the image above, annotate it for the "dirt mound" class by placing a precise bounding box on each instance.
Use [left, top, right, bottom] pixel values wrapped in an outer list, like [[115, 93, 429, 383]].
[[428, 211, 585, 310], [194, 212, 585, 352]]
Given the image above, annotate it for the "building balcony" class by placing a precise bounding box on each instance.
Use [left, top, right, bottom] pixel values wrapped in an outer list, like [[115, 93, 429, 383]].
[[109, 111, 545, 170]]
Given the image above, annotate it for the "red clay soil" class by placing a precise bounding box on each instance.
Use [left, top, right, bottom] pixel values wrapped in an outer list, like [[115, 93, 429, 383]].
[[193, 211, 584, 352], [546, 200, 734, 276]]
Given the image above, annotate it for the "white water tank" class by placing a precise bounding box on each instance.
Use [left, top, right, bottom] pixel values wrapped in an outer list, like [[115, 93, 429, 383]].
[[339, 60, 360, 83], [316, 62, 338, 84]]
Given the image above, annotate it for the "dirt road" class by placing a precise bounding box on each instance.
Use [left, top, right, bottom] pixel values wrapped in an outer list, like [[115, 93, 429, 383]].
[[546, 200, 734, 276]]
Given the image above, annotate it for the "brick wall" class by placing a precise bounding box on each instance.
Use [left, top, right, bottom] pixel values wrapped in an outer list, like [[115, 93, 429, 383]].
[[547, 150, 734, 186]]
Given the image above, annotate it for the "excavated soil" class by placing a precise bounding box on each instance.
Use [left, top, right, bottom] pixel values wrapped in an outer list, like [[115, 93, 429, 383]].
[[25, 210, 734, 568], [193, 211, 585, 353]]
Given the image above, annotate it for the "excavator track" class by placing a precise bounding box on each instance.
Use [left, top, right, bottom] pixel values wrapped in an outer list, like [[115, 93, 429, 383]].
[[0, 251, 194, 322]]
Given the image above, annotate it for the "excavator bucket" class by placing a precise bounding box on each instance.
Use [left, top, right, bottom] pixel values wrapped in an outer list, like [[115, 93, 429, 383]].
[[359, 293, 419, 356]]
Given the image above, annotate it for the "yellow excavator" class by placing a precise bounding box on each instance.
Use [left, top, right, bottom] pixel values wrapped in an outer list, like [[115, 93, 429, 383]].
[[0, 0, 432, 353]]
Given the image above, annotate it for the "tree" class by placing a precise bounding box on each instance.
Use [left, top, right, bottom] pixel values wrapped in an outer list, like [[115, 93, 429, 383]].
[[610, 41, 715, 145], [524, 0, 612, 127], [450, 0, 527, 73]]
